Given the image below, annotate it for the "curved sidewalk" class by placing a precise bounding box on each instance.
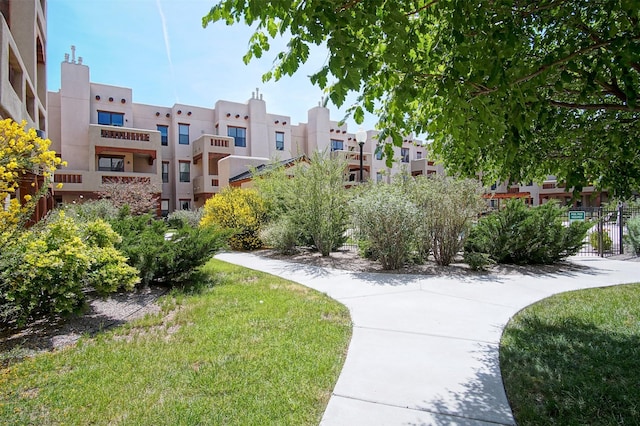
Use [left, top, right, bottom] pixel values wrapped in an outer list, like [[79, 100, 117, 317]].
[[216, 252, 639, 425]]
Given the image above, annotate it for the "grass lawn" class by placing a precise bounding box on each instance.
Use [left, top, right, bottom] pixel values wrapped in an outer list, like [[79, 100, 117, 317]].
[[500, 283, 640, 425], [0, 259, 352, 425]]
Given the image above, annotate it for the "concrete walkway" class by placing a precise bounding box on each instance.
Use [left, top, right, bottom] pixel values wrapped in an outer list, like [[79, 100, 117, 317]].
[[216, 252, 639, 425]]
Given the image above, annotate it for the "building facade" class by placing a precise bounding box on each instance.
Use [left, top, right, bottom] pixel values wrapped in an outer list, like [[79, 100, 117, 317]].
[[49, 53, 439, 215], [0, 0, 51, 222]]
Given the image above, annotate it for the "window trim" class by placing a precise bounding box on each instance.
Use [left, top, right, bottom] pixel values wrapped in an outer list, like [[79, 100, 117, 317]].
[[275, 131, 284, 151], [157, 125, 169, 146], [162, 161, 169, 183], [228, 126, 247, 147], [179, 161, 190, 183], [98, 110, 124, 127], [178, 123, 189, 145], [331, 139, 344, 151]]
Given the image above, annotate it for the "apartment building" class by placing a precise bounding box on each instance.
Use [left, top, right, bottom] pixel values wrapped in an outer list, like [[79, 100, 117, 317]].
[[48, 53, 435, 215], [0, 0, 51, 222], [484, 179, 608, 209]]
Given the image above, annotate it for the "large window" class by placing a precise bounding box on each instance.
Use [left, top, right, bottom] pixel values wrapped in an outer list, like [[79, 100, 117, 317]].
[[275, 131, 284, 151], [178, 123, 189, 145], [179, 161, 190, 182], [401, 148, 410, 163], [162, 161, 169, 183], [228, 126, 246, 147], [98, 155, 124, 172], [157, 125, 168, 146], [331, 139, 343, 151], [98, 111, 124, 127]]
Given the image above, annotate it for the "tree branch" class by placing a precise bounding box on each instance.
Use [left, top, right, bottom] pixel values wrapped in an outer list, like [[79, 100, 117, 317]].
[[406, 0, 439, 16], [549, 100, 639, 112]]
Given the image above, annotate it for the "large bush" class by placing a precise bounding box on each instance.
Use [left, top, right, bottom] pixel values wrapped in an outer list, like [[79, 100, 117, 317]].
[[351, 183, 419, 270], [200, 187, 267, 250], [0, 213, 138, 325], [254, 153, 349, 256], [405, 175, 485, 266], [465, 200, 590, 264], [111, 211, 227, 286]]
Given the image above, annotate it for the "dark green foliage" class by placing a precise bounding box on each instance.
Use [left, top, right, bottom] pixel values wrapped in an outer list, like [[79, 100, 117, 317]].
[[463, 251, 495, 271], [465, 200, 590, 264], [110, 213, 227, 287], [204, 1, 640, 197]]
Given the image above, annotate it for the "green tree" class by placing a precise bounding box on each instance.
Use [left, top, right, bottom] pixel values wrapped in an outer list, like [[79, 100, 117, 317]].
[[203, 0, 640, 197]]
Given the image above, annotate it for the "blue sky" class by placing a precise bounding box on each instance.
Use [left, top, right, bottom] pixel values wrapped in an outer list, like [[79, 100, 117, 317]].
[[47, 0, 376, 131]]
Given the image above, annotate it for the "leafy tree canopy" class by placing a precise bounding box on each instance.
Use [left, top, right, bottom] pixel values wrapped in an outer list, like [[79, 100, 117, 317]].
[[203, 0, 640, 197]]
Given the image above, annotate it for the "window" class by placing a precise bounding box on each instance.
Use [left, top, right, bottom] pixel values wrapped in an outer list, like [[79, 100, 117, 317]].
[[178, 124, 189, 145], [376, 172, 383, 183], [162, 162, 169, 183], [375, 146, 383, 160], [180, 199, 191, 210], [98, 155, 124, 172], [179, 161, 190, 182], [157, 125, 168, 146], [401, 148, 410, 163], [275, 131, 284, 151], [228, 126, 246, 147], [98, 111, 124, 127], [161, 199, 169, 217], [331, 139, 343, 151], [490, 182, 498, 190], [416, 151, 423, 160]]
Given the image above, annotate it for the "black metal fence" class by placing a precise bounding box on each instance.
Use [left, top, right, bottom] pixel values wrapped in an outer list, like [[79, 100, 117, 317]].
[[567, 206, 640, 257]]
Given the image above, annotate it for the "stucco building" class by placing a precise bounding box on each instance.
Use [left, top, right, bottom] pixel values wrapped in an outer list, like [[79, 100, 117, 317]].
[[48, 52, 440, 215], [0, 0, 51, 222]]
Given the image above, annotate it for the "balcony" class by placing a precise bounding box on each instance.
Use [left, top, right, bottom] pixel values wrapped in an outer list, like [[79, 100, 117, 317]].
[[193, 135, 234, 164], [193, 175, 220, 196], [332, 150, 371, 169], [89, 124, 160, 165], [54, 170, 162, 193]]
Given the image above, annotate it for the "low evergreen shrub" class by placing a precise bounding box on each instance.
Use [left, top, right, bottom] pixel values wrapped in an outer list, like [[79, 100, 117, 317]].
[[465, 200, 590, 265]]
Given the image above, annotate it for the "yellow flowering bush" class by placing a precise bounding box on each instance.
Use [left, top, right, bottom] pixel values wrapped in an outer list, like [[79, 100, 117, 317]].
[[0, 213, 138, 324], [0, 118, 66, 242], [200, 187, 267, 250]]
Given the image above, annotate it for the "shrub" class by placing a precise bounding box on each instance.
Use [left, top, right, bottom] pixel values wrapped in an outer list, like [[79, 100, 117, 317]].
[[289, 152, 350, 256], [200, 187, 267, 250], [589, 229, 613, 252], [463, 251, 495, 271], [0, 214, 137, 325], [626, 216, 640, 255], [97, 177, 160, 215], [406, 175, 485, 266], [259, 216, 299, 254], [351, 183, 419, 270], [111, 212, 227, 287], [465, 199, 590, 264], [61, 199, 120, 221], [167, 208, 203, 228]]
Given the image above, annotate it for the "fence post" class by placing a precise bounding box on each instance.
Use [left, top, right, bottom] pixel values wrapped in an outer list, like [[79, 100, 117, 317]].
[[619, 205, 624, 255], [598, 208, 604, 257]]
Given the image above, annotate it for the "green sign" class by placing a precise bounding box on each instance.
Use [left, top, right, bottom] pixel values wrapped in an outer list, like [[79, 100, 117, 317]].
[[569, 211, 586, 222]]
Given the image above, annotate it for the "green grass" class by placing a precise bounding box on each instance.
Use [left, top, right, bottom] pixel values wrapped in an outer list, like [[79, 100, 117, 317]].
[[500, 283, 640, 425], [0, 259, 352, 425]]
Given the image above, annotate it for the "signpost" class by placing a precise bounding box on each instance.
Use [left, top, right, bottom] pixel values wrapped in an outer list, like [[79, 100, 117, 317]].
[[569, 211, 586, 223]]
